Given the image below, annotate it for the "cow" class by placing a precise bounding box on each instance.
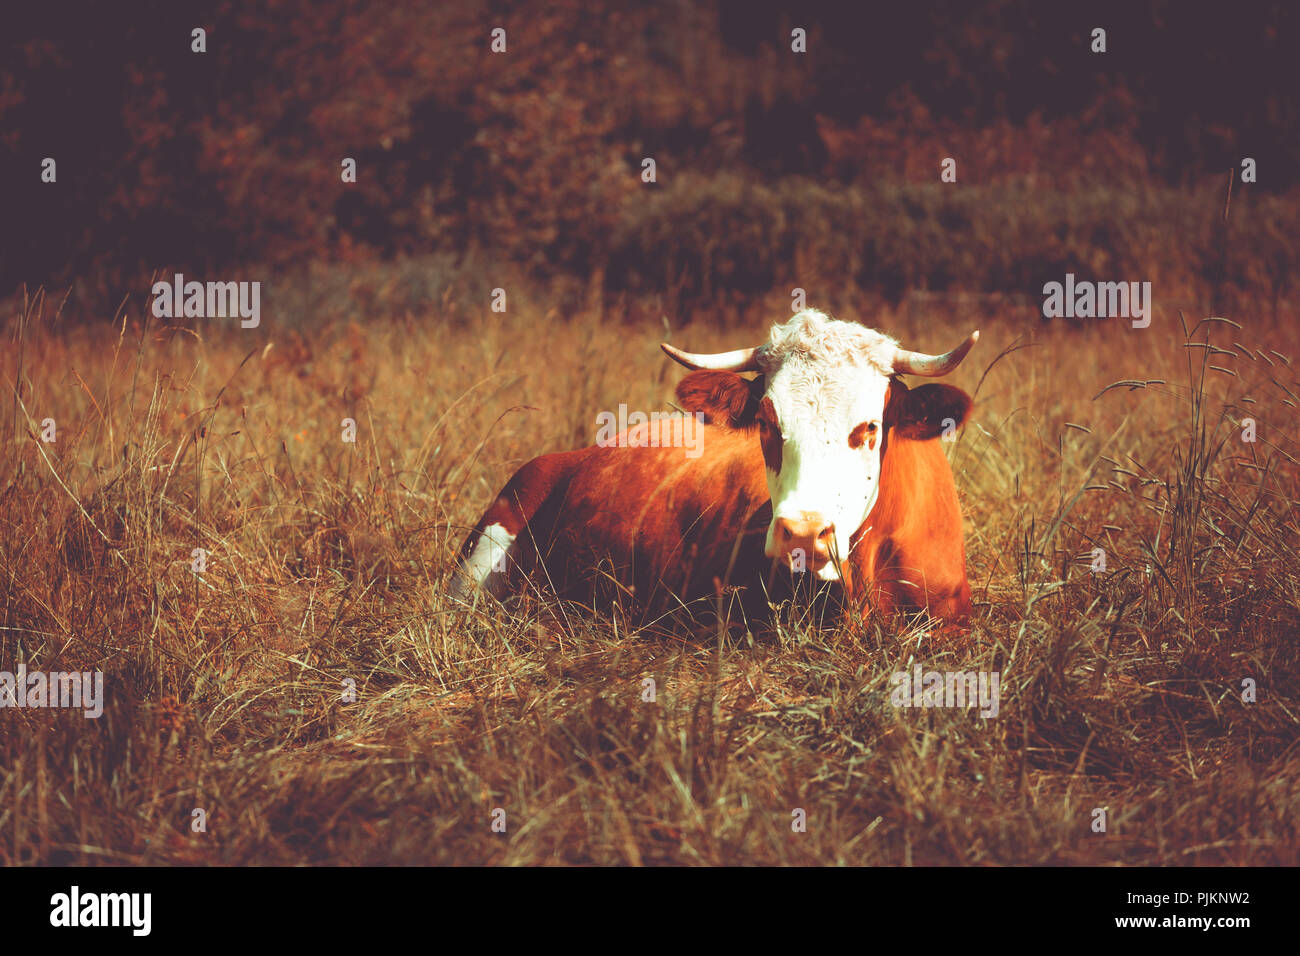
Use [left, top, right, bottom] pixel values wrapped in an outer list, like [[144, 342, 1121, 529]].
[[452, 309, 978, 622]]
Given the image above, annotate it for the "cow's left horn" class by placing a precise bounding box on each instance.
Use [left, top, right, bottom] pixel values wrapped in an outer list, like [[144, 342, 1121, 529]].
[[892, 330, 979, 377], [661, 343, 761, 372]]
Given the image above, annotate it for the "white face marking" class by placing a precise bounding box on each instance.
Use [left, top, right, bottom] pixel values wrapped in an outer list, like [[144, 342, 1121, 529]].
[[757, 311, 899, 580], [452, 522, 516, 599]]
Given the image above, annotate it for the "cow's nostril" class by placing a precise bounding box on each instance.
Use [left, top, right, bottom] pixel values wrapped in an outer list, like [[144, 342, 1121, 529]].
[[818, 526, 834, 541]]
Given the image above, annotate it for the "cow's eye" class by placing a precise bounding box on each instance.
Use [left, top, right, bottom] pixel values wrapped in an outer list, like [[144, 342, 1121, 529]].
[[848, 421, 879, 450]]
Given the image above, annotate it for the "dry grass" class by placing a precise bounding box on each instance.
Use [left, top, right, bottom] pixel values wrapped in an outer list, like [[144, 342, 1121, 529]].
[[1, 274, 1298, 865]]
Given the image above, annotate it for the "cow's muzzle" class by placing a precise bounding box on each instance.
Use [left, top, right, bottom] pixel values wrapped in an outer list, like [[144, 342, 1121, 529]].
[[769, 512, 835, 572]]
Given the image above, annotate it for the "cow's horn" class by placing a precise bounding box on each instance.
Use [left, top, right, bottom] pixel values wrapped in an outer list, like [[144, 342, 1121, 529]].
[[892, 330, 979, 377], [660, 343, 761, 372]]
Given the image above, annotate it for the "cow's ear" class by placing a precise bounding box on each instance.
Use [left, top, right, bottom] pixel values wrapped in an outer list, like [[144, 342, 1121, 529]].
[[675, 371, 764, 427], [892, 383, 972, 441]]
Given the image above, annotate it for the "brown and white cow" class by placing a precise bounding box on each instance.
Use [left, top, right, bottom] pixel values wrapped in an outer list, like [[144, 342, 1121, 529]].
[[452, 309, 978, 621]]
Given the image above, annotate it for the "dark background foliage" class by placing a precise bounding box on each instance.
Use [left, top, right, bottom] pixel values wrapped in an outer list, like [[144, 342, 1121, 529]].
[[2, 0, 1297, 315]]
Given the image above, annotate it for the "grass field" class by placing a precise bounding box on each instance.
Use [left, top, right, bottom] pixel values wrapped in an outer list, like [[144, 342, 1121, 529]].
[[1, 273, 1298, 865]]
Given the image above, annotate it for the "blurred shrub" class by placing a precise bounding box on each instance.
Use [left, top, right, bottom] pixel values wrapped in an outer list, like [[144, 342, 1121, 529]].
[[607, 173, 1300, 309], [2, 0, 1298, 316]]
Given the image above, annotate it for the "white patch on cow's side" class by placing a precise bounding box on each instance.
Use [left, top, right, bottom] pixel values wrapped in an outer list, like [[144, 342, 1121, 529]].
[[757, 310, 900, 578], [451, 522, 516, 601]]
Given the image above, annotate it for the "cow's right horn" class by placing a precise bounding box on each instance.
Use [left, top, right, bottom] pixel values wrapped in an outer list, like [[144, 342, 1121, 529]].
[[661, 343, 761, 372], [892, 330, 980, 377]]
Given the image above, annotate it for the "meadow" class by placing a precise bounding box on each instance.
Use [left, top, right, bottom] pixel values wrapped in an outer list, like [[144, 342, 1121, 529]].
[[2, 261, 1297, 865]]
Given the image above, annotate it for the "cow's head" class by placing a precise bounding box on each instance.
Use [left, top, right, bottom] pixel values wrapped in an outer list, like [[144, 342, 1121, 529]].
[[664, 309, 976, 581]]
